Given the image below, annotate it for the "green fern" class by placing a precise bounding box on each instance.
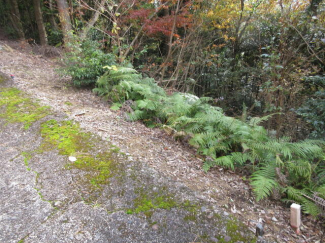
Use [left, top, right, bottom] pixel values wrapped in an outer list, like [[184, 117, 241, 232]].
[[250, 161, 279, 201], [93, 66, 142, 100], [251, 175, 279, 201], [94, 64, 325, 217], [248, 113, 280, 127], [209, 156, 235, 170], [316, 185, 325, 196], [285, 187, 322, 216]]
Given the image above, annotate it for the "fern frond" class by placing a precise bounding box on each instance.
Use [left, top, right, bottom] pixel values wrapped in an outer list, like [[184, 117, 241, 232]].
[[190, 133, 206, 147], [128, 110, 146, 121], [287, 160, 312, 181], [248, 113, 280, 126], [302, 200, 322, 216], [252, 161, 277, 178], [287, 141, 324, 159], [251, 175, 279, 201], [316, 185, 325, 196], [315, 168, 325, 186], [285, 187, 322, 216], [303, 193, 325, 213], [136, 99, 158, 111], [230, 152, 253, 166], [212, 156, 235, 170]]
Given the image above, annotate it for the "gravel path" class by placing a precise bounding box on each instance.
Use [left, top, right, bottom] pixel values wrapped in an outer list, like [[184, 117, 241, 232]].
[[0, 39, 321, 242], [0, 42, 263, 243]]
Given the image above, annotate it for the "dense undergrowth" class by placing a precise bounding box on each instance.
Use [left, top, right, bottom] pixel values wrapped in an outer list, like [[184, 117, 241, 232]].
[[60, 38, 117, 87], [93, 66, 325, 216]]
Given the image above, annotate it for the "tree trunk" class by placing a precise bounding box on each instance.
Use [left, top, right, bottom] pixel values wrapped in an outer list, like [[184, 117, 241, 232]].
[[56, 0, 72, 45], [160, 0, 181, 82], [33, 0, 48, 45], [79, 0, 106, 39], [48, 0, 59, 30], [307, 0, 323, 16], [6, 0, 25, 40]]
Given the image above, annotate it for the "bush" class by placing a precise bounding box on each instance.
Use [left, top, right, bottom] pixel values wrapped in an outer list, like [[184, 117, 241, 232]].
[[60, 37, 117, 87], [296, 76, 325, 140]]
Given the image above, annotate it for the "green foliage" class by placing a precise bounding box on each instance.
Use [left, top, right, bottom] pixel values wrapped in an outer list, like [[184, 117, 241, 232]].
[[296, 76, 325, 140], [93, 65, 142, 98], [284, 187, 323, 216], [250, 162, 279, 201], [60, 37, 116, 87], [95, 65, 325, 214], [46, 24, 63, 46]]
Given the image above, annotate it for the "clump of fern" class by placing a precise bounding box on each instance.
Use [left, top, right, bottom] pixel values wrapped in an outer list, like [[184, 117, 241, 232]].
[[94, 66, 325, 215], [250, 140, 325, 216], [93, 65, 168, 125]]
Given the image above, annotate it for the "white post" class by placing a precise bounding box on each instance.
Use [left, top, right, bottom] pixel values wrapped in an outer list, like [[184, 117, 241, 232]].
[[290, 203, 301, 234]]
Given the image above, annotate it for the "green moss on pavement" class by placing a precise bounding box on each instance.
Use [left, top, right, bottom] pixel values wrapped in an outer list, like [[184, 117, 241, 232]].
[[0, 88, 50, 129]]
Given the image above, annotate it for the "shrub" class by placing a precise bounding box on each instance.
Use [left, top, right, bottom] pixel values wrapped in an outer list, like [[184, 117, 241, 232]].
[[60, 37, 116, 87]]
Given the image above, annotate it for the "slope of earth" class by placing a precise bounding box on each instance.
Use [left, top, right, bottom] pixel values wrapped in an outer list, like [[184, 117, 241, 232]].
[[0, 38, 322, 242]]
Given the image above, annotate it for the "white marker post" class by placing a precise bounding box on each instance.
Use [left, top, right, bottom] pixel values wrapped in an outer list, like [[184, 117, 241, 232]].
[[290, 203, 301, 234]]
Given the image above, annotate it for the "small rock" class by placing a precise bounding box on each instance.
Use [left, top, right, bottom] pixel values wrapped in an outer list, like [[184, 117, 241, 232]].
[[224, 235, 231, 242], [68, 156, 77, 162], [54, 201, 62, 207], [256, 223, 264, 236], [231, 206, 237, 214], [75, 233, 83, 240], [264, 216, 272, 225], [207, 213, 214, 219], [272, 216, 278, 222], [201, 206, 207, 212], [210, 236, 219, 242], [152, 224, 159, 230], [223, 212, 229, 216]]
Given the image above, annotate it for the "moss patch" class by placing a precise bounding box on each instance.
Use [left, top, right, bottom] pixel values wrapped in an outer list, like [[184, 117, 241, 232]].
[[0, 88, 51, 129], [21, 152, 32, 171], [126, 187, 177, 217], [40, 119, 116, 189], [217, 217, 257, 243], [67, 152, 115, 187], [40, 119, 87, 155], [64, 101, 73, 106]]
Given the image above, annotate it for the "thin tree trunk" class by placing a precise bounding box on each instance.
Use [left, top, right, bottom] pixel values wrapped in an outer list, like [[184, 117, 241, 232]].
[[79, 0, 106, 39], [160, 0, 181, 82], [48, 0, 59, 30], [56, 0, 72, 45], [33, 0, 48, 45], [6, 0, 25, 40]]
